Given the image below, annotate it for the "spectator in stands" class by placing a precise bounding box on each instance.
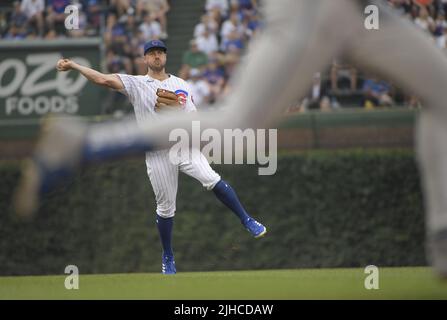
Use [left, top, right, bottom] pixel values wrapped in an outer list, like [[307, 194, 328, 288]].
[[319, 96, 333, 112], [206, 0, 229, 18], [208, 6, 224, 28], [20, 0, 44, 37], [237, 0, 258, 12], [102, 49, 133, 114], [104, 13, 128, 55], [194, 14, 219, 38], [0, 12, 8, 37], [441, 0, 447, 15], [220, 12, 243, 51], [406, 94, 422, 109], [414, 5, 435, 34], [46, 0, 71, 37], [243, 10, 261, 38], [136, 0, 170, 39], [139, 12, 162, 42], [434, 11, 447, 48], [178, 39, 209, 79], [203, 58, 226, 102], [111, 13, 140, 59], [331, 59, 357, 92], [362, 76, 394, 109], [231, 0, 259, 21], [81, 0, 102, 35], [187, 68, 211, 108], [194, 14, 208, 38], [106, 49, 132, 75], [10, 1, 28, 30], [196, 27, 219, 57], [110, 0, 132, 17], [123, 13, 139, 38], [130, 29, 148, 75], [228, 1, 244, 21], [4, 18, 28, 40], [222, 29, 244, 52], [106, 48, 130, 76], [298, 72, 332, 112]]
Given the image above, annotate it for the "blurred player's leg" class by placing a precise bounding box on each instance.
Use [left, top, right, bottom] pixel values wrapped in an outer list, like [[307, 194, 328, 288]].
[[14, 116, 158, 217], [14, 116, 87, 217], [345, 0, 447, 277], [417, 113, 447, 278]]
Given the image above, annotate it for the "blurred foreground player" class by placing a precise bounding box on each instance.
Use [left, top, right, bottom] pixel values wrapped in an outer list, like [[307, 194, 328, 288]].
[[15, 0, 447, 277]]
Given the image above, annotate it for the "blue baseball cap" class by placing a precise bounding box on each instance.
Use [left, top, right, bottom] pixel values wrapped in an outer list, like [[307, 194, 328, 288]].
[[143, 40, 167, 55]]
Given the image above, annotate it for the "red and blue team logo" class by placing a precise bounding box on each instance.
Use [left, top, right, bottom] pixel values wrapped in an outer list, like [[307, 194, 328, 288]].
[[175, 89, 188, 105]]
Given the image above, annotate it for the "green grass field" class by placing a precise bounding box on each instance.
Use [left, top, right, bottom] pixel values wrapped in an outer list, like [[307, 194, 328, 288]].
[[1, 267, 446, 299]]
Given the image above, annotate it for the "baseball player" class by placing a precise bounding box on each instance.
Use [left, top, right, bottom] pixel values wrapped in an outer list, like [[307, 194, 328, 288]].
[[33, 39, 266, 275], [15, 0, 447, 277]]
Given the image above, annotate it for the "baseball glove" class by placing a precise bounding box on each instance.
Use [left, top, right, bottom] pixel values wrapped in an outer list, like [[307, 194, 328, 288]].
[[155, 88, 182, 112]]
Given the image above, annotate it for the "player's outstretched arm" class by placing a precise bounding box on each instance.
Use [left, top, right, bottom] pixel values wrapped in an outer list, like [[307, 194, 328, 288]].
[[56, 58, 124, 90]]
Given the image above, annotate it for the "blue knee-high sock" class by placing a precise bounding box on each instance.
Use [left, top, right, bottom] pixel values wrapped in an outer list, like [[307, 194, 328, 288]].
[[212, 180, 251, 223], [156, 215, 174, 256]]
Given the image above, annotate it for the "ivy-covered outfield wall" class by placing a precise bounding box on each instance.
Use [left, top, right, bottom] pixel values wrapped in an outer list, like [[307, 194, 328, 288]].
[[0, 150, 426, 275]]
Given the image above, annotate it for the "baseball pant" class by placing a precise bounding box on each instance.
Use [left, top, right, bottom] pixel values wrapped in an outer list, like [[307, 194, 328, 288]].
[[146, 148, 221, 218]]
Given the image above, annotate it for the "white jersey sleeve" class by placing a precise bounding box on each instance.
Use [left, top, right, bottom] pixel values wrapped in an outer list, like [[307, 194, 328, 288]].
[[184, 82, 197, 113], [116, 74, 139, 104]]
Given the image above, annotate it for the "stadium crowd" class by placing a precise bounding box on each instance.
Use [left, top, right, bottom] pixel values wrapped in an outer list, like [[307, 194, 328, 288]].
[[0, 0, 443, 112], [287, 0, 445, 112], [179, 0, 261, 107]]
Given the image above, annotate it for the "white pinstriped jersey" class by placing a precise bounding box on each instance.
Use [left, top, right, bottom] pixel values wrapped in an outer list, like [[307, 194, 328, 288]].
[[115, 73, 220, 218], [116, 73, 196, 125]]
